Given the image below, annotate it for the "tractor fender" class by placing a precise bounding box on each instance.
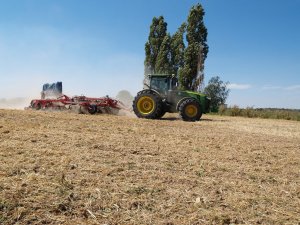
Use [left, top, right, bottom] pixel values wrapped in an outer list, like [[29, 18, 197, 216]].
[[136, 89, 162, 97], [176, 97, 198, 111]]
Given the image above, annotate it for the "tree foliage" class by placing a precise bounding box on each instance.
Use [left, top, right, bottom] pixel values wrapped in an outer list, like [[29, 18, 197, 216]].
[[180, 4, 208, 90], [204, 76, 230, 112], [145, 16, 168, 74], [186, 4, 208, 60], [170, 23, 186, 75], [155, 34, 172, 74], [144, 4, 208, 91], [179, 42, 198, 90]]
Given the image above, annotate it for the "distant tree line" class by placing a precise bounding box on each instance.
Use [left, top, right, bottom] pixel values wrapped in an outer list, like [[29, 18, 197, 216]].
[[217, 105, 300, 121], [144, 4, 208, 91]]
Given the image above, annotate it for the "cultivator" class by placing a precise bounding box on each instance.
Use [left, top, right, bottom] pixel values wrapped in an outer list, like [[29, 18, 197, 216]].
[[27, 94, 129, 114], [26, 82, 129, 115]]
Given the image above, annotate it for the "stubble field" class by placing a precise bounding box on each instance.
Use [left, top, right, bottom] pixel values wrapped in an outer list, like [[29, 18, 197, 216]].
[[0, 109, 299, 224]]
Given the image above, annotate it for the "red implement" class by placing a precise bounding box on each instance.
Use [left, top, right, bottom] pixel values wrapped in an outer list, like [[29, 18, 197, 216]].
[[27, 95, 129, 114]]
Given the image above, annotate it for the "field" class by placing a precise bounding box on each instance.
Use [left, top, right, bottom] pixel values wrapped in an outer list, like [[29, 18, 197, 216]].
[[0, 109, 299, 224]]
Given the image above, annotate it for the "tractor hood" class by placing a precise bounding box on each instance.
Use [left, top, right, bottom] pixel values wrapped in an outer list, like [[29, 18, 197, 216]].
[[175, 90, 207, 99], [185, 90, 207, 98]]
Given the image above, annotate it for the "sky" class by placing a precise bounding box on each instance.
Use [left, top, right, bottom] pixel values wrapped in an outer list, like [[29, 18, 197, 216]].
[[0, 0, 299, 108]]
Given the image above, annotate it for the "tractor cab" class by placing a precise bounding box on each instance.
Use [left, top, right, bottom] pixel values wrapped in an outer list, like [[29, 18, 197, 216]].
[[148, 74, 178, 95]]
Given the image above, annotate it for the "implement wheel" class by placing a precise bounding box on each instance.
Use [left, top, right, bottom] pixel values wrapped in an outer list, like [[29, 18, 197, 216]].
[[133, 90, 163, 119], [34, 102, 41, 110], [88, 105, 97, 114], [179, 98, 202, 121]]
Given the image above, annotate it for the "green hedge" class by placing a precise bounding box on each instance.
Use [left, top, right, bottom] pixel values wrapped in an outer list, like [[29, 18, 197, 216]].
[[215, 105, 300, 121]]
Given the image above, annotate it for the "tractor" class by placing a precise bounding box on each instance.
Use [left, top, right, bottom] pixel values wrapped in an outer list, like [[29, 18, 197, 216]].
[[133, 74, 210, 121]]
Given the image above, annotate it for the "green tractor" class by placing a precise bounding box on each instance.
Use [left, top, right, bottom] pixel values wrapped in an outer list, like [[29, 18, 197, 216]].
[[133, 74, 210, 121]]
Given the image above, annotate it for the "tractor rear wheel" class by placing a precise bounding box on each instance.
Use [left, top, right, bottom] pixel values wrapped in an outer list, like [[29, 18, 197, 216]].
[[179, 98, 202, 121], [133, 90, 163, 119]]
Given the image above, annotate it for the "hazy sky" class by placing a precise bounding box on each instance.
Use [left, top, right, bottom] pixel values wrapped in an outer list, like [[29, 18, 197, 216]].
[[0, 0, 299, 108]]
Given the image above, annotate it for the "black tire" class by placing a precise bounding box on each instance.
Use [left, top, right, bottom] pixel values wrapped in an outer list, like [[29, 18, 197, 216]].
[[132, 90, 163, 119], [157, 110, 166, 119], [156, 103, 167, 118], [88, 105, 97, 114], [34, 103, 41, 110], [178, 98, 202, 121]]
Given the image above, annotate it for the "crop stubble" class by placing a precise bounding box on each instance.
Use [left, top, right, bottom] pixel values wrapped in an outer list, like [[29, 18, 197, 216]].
[[0, 109, 299, 224]]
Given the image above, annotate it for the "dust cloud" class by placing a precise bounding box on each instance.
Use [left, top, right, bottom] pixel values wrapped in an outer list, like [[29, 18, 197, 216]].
[[0, 97, 32, 110], [115, 90, 135, 117]]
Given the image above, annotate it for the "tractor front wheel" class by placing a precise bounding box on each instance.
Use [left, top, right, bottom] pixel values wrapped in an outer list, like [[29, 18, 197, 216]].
[[179, 98, 202, 121], [133, 90, 163, 119]]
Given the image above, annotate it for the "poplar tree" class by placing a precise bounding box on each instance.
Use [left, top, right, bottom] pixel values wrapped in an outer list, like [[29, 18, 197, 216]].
[[144, 3, 208, 92], [155, 34, 172, 74], [179, 4, 208, 90], [171, 23, 186, 75], [144, 16, 167, 74]]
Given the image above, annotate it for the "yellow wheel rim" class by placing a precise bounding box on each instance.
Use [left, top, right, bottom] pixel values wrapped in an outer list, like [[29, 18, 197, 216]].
[[137, 96, 155, 115], [185, 105, 198, 117]]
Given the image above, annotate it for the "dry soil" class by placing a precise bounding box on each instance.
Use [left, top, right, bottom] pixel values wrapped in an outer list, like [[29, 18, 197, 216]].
[[0, 109, 299, 224]]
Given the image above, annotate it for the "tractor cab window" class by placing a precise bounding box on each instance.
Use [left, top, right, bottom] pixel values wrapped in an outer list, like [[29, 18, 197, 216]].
[[150, 77, 169, 93]]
